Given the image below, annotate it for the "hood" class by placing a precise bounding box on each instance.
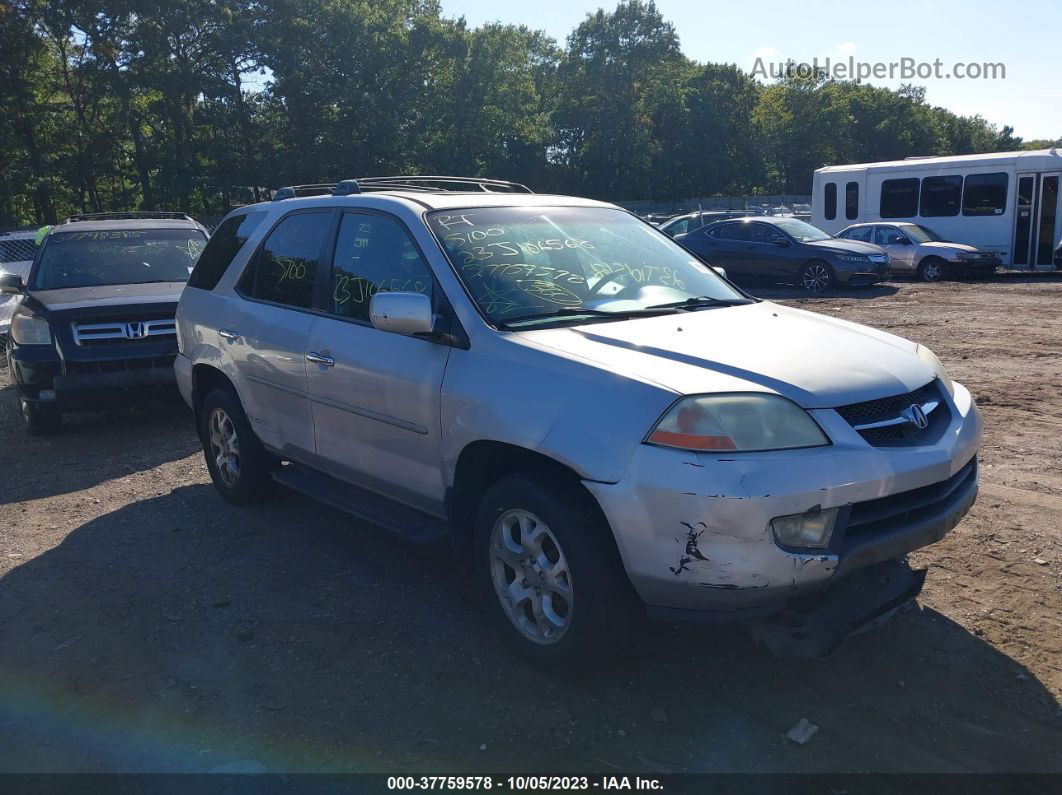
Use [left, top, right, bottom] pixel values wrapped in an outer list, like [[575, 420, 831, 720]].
[[516, 302, 934, 408], [28, 282, 186, 311], [921, 241, 978, 253], [805, 238, 885, 256]]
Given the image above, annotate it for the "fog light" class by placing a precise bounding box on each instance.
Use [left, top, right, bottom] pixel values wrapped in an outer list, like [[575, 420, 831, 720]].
[[38, 389, 56, 401], [771, 507, 839, 549]]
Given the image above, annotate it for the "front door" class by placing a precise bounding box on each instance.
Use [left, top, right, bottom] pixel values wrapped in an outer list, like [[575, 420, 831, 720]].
[[1034, 173, 1060, 268], [1013, 173, 1037, 268], [873, 225, 916, 272], [304, 210, 451, 515], [222, 208, 335, 459]]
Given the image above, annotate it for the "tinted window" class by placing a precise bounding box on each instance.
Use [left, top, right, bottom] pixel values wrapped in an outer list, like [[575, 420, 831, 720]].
[[880, 178, 920, 218], [962, 172, 1008, 216], [874, 226, 909, 246], [188, 212, 266, 290], [843, 227, 873, 243], [667, 218, 689, 236], [920, 176, 963, 217], [845, 181, 859, 220], [750, 223, 785, 244], [330, 213, 433, 321], [240, 211, 331, 309], [824, 183, 837, 221], [709, 222, 748, 241]]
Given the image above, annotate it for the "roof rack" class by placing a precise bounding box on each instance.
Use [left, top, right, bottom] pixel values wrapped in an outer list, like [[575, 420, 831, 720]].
[[271, 175, 533, 201], [63, 211, 195, 223]]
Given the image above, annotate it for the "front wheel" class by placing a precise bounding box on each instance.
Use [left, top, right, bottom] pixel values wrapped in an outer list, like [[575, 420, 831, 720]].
[[917, 257, 945, 282], [199, 387, 274, 505], [475, 472, 635, 671], [799, 261, 834, 293], [19, 398, 61, 436]]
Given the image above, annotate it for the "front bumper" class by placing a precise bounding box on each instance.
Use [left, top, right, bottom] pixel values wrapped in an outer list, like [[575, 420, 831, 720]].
[[9, 344, 178, 411], [835, 261, 890, 286], [585, 381, 982, 616]]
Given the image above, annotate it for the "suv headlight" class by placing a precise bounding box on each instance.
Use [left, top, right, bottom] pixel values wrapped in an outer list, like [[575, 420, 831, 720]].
[[11, 312, 51, 345], [915, 344, 955, 396], [646, 393, 829, 452]]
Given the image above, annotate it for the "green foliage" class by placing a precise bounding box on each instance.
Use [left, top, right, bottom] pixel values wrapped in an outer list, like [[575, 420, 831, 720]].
[[0, 0, 1041, 225]]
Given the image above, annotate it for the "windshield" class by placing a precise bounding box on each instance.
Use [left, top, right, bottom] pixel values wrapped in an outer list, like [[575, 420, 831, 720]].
[[906, 224, 946, 243], [428, 207, 748, 327], [769, 218, 832, 243], [30, 229, 206, 290]]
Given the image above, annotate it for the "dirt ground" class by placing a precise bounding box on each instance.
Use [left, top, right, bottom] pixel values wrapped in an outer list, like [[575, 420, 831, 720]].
[[0, 275, 1059, 774]]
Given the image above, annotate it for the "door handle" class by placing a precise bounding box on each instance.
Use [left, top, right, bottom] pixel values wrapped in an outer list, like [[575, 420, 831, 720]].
[[219, 329, 239, 342], [306, 351, 335, 367]]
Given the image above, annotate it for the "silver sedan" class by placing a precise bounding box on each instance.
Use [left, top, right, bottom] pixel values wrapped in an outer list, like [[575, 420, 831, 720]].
[[837, 222, 1001, 281]]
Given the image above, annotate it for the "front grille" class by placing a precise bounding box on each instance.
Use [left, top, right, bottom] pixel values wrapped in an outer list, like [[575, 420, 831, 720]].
[[842, 457, 977, 547], [63, 354, 176, 376], [72, 318, 176, 346], [835, 380, 947, 446]]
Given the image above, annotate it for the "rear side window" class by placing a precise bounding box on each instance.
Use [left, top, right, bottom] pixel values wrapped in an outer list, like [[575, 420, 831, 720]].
[[880, 178, 920, 218], [188, 212, 266, 290], [962, 172, 1008, 216], [239, 210, 332, 309], [329, 213, 434, 322], [824, 183, 837, 220], [708, 222, 748, 241], [845, 181, 859, 220], [920, 176, 963, 217]]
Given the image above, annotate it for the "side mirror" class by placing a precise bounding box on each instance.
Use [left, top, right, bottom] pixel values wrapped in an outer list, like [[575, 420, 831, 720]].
[[712, 266, 728, 279], [0, 273, 24, 294], [369, 291, 434, 337]]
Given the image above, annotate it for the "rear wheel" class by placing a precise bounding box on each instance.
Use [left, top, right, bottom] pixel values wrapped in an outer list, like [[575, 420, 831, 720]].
[[799, 260, 834, 293], [19, 398, 61, 436], [200, 387, 274, 505], [475, 471, 635, 671], [917, 257, 945, 282]]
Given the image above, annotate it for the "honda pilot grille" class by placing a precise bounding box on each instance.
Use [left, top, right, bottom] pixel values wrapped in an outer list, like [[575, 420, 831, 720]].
[[72, 318, 176, 346], [63, 354, 176, 376], [835, 380, 948, 445]]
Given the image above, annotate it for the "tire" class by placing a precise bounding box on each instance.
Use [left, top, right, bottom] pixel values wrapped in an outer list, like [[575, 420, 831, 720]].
[[917, 257, 945, 282], [799, 260, 834, 293], [199, 386, 274, 505], [475, 471, 636, 672], [19, 398, 61, 436]]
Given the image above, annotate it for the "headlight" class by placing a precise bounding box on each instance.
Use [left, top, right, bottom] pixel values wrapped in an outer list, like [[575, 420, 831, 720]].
[[645, 393, 830, 453], [916, 344, 954, 396], [955, 251, 978, 260], [837, 254, 869, 262], [11, 312, 51, 345]]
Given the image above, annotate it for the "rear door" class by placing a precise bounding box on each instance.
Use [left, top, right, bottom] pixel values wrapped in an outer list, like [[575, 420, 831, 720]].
[[221, 208, 335, 459], [304, 210, 451, 515], [697, 222, 751, 277]]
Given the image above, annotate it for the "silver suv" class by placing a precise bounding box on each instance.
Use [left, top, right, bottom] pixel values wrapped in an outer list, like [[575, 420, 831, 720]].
[[175, 177, 982, 668]]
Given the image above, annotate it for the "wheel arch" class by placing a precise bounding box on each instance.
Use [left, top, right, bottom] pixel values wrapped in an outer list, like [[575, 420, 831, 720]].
[[191, 364, 238, 433]]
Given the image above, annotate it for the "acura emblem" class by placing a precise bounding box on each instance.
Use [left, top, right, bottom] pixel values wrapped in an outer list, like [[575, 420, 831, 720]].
[[901, 403, 929, 430]]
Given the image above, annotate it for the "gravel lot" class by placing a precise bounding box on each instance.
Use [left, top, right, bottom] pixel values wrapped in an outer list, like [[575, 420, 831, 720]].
[[0, 275, 1060, 774]]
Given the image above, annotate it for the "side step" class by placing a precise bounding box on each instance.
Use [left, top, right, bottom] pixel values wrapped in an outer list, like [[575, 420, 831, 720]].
[[271, 464, 449, 545]]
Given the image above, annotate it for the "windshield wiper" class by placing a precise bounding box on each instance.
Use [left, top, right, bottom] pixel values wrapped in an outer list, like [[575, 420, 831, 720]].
[[496, 305, 680, 329], [643, 295, 751, 311]]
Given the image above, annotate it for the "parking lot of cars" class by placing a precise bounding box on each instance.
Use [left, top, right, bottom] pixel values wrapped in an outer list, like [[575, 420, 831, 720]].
[[0, 274, 1059, 773]]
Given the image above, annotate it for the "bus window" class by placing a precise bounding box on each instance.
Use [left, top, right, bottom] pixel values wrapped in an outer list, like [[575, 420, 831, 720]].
[[962, 173, 1008, 216], [824, 183, 837, 220], [920, 175, 963, 217], [845, 182, 859, 220], [881, 178, 920, 218]]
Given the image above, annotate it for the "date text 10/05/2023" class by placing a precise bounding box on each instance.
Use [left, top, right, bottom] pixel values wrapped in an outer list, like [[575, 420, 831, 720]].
[[387, 776, 664, 791]]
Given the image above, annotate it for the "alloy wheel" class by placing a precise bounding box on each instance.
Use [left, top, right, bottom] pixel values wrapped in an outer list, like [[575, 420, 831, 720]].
[[801, 263, 831, 293], [922, 261, 943, 281], [208, 407, 241, 488], [489, 509, 573, 645]]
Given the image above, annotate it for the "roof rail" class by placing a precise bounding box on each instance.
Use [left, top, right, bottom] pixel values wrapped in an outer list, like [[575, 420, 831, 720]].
[[63, 211, 194, 223], [270, 176, 533, 201]]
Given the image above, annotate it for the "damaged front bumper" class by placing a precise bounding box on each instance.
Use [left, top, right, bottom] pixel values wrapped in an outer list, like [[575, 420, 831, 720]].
[[584, 380, 982, 619]]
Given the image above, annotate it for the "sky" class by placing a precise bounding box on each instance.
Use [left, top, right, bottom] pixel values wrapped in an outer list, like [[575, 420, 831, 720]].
[[438, 0, 1062, 142]]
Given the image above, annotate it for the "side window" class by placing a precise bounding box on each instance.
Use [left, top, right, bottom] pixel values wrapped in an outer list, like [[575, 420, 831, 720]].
[[824, 183, 838, 221], [920, 175, 963, 217], [188, 211, 267, 290], [329, 213, 434, 322], [845, 227, 873, 243], [874, 226, 908, 246], [239, 210, 332, 309], [962, 172, 1008, 216], [880, 178, 920, 218], [845, 181, 859, 220], [709, 222, 748, 241], [750, 223, 784, 244], [668, 219, 689, 236]]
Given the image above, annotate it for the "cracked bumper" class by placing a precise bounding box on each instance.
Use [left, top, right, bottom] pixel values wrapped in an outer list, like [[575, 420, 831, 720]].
[[584, 381, 982, 616]]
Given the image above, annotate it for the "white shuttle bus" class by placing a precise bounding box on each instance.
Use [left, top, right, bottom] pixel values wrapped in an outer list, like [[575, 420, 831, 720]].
[[812, 149, 1062, 269]]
